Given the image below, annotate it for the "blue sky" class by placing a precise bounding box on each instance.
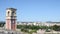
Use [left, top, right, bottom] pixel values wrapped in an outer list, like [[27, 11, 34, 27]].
[[0, 0, 60, 22]]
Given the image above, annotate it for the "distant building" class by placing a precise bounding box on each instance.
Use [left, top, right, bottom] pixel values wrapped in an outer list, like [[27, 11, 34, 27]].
[[6, 8, 17, 30], [17, 22, 60, 26]]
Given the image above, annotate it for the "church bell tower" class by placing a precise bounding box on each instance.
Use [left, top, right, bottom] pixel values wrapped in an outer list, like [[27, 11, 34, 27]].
[[6, 8, 17, 30]]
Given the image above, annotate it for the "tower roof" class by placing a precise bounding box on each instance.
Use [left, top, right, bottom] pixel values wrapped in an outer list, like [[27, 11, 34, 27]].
[[6, 8, 17, 11]]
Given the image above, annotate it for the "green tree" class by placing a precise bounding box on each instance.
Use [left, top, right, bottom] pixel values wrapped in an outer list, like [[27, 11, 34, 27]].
[[51, 25, 60, 31]]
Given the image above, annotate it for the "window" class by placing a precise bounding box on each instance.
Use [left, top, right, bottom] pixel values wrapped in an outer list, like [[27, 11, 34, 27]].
[[12, 11, 15, 16], [8, 11, 10, 16], [13, 21, 14, 23]]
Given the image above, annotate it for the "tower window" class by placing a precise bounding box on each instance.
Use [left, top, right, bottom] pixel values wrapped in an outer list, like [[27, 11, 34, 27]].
[[8, 11, 10, 16], [12, 11, 15, 16]]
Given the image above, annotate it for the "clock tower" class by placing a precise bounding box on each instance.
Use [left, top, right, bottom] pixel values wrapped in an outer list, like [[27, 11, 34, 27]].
[[6, 8, 17, 30]]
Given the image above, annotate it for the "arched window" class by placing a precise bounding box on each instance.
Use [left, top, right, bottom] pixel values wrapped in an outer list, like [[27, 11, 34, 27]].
[[8, 11, 10, 16], [12, 11, 15, 16]]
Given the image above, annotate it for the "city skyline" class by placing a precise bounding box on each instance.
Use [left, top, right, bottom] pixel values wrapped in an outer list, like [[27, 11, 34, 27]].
[[0, 0, 60, 22]]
